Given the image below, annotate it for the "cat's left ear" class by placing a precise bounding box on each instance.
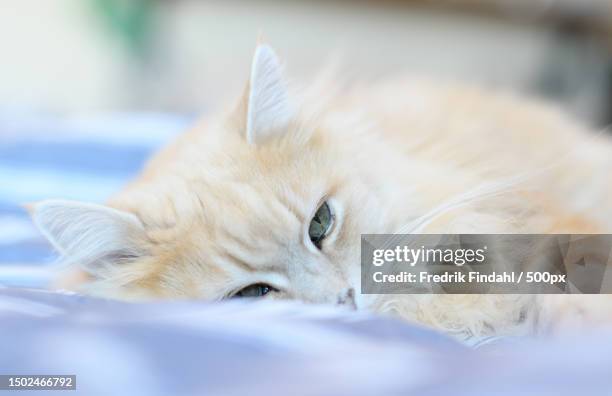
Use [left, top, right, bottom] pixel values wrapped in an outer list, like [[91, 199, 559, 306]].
[[28, 200, 150, 279], [238, 44, 294, 145]]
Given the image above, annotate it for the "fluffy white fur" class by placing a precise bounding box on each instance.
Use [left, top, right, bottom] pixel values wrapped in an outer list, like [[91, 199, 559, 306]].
[[31, 44, 612, 341]]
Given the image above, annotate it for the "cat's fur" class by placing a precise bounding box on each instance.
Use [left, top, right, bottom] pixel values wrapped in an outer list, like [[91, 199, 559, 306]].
[[31, 45, 612, 340]]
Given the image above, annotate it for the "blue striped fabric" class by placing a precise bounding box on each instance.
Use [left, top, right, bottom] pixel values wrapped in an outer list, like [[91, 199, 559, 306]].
[[0, 112, 191, 287]]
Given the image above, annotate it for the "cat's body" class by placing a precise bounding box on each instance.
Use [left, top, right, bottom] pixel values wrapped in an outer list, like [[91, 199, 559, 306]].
[[32, 45, 612, 340]]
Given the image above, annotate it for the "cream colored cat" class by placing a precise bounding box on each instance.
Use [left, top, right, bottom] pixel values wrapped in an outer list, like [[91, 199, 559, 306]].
[[31, 44, 612, 340]]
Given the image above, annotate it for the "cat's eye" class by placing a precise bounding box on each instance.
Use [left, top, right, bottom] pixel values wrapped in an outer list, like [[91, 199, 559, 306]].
[[308, 201, 334, 249], [233, 283, 275, 298]]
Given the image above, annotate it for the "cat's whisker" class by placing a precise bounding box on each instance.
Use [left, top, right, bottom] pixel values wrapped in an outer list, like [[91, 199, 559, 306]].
[[382, 175, 527, 250], [385, 122, 612, 249]]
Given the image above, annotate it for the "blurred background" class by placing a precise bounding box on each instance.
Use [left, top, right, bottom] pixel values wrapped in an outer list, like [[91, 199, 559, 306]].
[[1, 0, 612, 286], [1, 0, 611, 124]]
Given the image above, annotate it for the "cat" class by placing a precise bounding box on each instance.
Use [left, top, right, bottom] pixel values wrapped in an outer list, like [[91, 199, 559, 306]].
[[30, 44, 612, 340]]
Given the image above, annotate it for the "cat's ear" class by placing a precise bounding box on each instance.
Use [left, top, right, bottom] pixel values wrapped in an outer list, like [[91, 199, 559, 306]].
[[29, 200, 149, 278], [240, 44, 294, 144]]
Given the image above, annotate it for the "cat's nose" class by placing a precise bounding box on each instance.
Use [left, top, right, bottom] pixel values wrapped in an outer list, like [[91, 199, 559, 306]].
[[336, 288, 357, 310]]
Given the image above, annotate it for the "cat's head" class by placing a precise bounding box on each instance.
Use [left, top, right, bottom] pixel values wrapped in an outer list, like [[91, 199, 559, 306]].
[[30, 45, 409, 305]]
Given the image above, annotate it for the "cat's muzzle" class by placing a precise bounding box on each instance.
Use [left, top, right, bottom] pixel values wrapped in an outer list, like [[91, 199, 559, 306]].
[[337, 288, 357, 310]]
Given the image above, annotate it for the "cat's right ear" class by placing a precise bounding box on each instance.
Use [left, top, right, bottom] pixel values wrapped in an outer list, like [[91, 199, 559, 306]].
[[28, 200, 149, 278], [232, 44, 295, 145]]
